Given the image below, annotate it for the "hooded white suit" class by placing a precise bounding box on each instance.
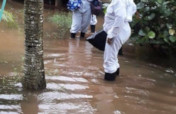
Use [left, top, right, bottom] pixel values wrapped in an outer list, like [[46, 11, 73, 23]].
[[103, 0, 136, 73], [70, 0, 93, 34]]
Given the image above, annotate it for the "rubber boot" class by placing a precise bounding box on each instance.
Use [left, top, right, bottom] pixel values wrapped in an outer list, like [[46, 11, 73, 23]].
[[71, 33, 76, 39], [116, 68, 120, 76], [80, 32, 85, 38], [90, 25, 95, 33], [104, 72, 116, 81], [118, 47, 123, 56]]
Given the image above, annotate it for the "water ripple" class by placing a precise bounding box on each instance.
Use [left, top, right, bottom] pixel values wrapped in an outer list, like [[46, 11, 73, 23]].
[[0, 94, 23, 100], [47, 83, 89, 91], [0, 105, 21, 110], [46, 76, 88, 83], [38, 92, 93, 102], [38, 102, 95, 114]]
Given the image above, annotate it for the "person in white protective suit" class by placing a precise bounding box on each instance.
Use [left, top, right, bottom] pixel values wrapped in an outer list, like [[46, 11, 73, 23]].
[[103, 0, 137, 81], [70, 0, 93, 39], [90, 14, 97, 33]]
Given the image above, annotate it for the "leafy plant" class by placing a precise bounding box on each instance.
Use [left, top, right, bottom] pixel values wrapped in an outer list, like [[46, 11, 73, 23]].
[[49, 13, 72, 38], [102, 3, 109, 14], [131, 0, 176, 49], [1, 10, 18, 28]]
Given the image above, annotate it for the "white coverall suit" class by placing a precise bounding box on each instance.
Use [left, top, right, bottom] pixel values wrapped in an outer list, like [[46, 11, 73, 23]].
[[70, 0, 93, 34], [103, 0, 137, 74]]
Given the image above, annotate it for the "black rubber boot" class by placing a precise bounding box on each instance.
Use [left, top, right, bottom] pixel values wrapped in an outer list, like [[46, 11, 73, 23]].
[[104, 72, 116, 81], [118, 47, 123, 56], [116, 68, 120, 76], [90, 25, 95, 33], [80, 32, 85, 38], [71, 33, 76, 39]]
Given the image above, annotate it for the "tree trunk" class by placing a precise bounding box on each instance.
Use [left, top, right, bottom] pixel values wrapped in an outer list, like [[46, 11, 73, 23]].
[[23, 0, 46, 90]]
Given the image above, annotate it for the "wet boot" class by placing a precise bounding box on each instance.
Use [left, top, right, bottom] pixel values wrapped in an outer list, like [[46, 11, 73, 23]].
[[80, 32, 85, 38], [116, 68, 120, 76], [71, 33, 76, 39], [104, 72, 117, 81], [118, 47, 123, 56], [90, 25, 95, 33]]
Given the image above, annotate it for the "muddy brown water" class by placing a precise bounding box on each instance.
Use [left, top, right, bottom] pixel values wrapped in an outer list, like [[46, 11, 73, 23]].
[[0, 1, 176, 114]]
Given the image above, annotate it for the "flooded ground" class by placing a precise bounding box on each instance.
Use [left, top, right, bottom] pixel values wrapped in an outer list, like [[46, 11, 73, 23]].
[[0, 1, 176, 114]]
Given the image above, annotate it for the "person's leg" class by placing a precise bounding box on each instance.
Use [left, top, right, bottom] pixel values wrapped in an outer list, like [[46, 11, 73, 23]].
[[104, 23, 131, 81], [90, 15, 97, 33], [103, 37, 122, 81], [90, 25, 96, 33], [70, 11, 82, 38], [80, 10, 91, 38]]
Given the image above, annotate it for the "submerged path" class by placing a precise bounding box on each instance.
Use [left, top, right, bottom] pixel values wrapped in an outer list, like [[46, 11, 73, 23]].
[[42, 38, 176, 114], [0, 35, 176, 114]]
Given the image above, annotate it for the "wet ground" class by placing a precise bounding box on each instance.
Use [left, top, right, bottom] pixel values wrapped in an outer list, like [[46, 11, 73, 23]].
[[0, 1, 176, 114]]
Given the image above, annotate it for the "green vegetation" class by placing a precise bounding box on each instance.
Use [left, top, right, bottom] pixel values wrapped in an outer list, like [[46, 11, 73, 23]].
[[102, 3, 109, 14], [49, 13, 72, 38], [1, 10, 18, 28], [131, 0, 176, 50]]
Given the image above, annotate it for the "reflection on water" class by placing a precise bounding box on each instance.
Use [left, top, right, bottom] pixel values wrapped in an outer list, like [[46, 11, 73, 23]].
[[38, 102, 96, 114], [0, 1, 176, 114], [1, 38, 176, 114], [0, 94, 23, 100], [38, 92, 93, 101], [46, 76, 88, 83], [47, 83, 89, 91]]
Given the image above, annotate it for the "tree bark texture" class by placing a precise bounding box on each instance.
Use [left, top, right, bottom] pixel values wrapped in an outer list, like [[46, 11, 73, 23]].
[[23, 0, 46, 90]]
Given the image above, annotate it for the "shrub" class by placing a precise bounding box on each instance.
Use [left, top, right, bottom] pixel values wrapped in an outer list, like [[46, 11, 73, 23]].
[[1, 10, 18, 28], [131, 0, 176, 49], [49, 13, 72, 38]]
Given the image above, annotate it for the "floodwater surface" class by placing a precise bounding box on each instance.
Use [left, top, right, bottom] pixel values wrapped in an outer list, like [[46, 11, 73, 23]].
[[0, 1, 176, 114]]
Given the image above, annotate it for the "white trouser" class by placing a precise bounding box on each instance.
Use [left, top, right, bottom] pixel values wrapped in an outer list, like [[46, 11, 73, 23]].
[[90, 15, 97, 25], [103, 23, 131, 73], [70, 10, 91, 33]]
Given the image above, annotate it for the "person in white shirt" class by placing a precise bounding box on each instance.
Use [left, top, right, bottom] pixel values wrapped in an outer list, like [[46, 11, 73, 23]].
[[103, 0, 137, 81], [70, 0, 93, 39]]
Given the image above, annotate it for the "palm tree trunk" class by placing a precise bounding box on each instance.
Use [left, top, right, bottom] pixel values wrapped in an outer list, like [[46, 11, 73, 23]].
[[23, 0, 46, 90]]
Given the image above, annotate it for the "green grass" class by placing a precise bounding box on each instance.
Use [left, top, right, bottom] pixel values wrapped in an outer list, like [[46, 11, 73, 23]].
[[49, 13, 72, 38], [1, 10, 18, 28]]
